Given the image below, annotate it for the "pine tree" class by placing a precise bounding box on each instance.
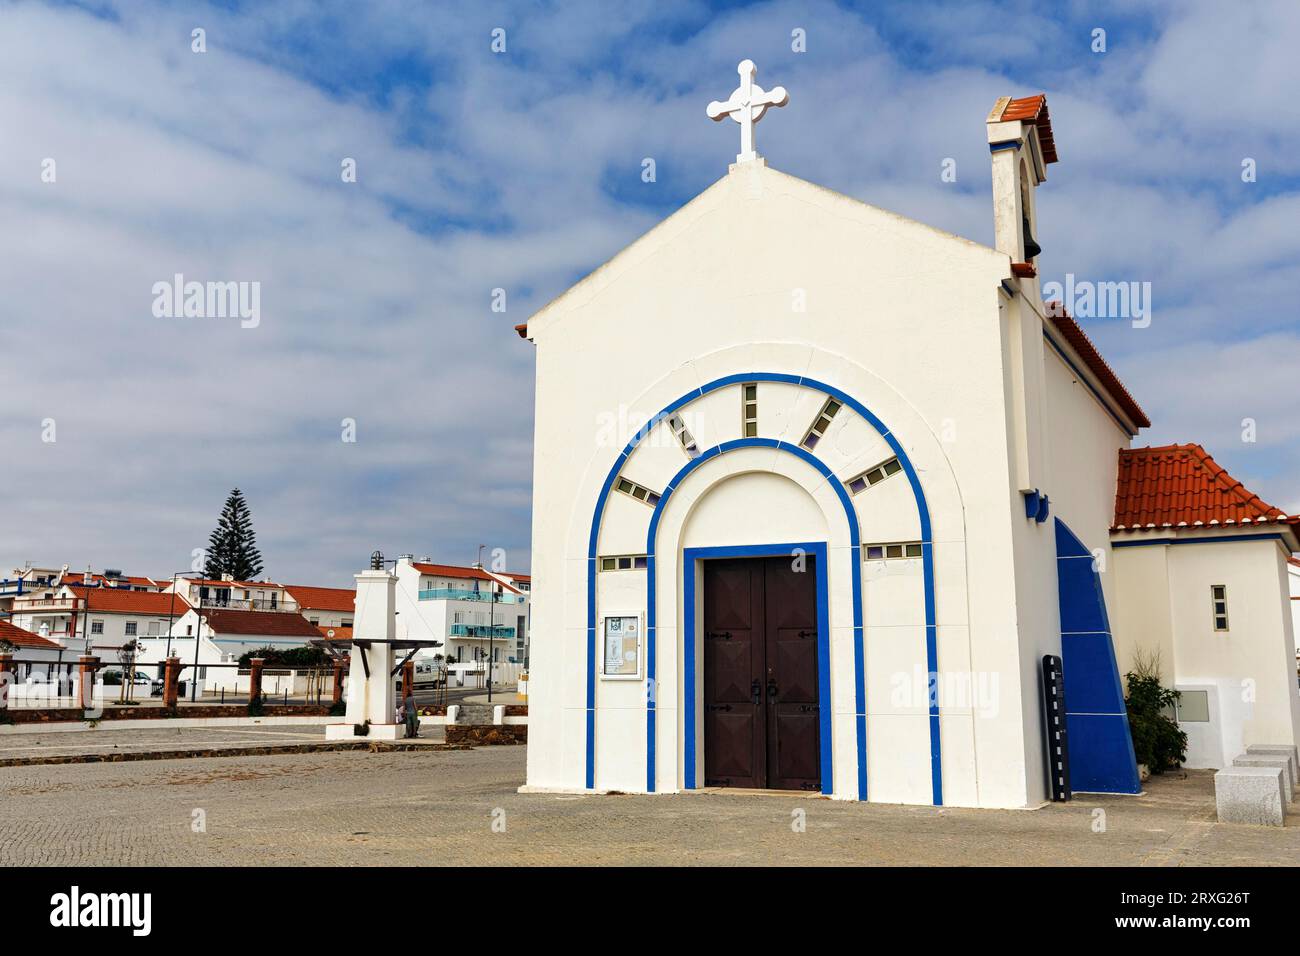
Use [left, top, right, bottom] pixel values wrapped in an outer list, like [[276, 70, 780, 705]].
[[203, 488, 265, 580]]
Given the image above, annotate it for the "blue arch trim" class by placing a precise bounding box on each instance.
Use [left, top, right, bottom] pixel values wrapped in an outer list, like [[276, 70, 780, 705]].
[[585, 373, 942, 804], [648, 441, 856, 797]]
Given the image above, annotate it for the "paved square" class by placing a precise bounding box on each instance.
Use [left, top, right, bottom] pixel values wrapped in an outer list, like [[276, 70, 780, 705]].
[[2, 742, 1298, 866]]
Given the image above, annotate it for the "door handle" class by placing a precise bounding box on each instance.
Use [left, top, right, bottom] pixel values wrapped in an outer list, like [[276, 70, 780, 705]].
[[767, 678, 778, 702], [750, 678, 762, 706]]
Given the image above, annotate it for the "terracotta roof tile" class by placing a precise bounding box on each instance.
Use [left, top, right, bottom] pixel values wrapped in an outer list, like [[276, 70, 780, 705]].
[[283, 585, 356, 613], [316, 624, 353, 641], [199, 609, 322, 638], [64, 586, 190, 616], [1046, 307, 1151, 429], [0, 619, 62, 650], [1113, 443, 1299, 532], [991, 93, 1059, 164]]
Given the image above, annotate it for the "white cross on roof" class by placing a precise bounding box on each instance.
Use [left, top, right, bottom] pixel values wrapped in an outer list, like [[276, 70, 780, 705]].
[[706, 59, 788, 164]]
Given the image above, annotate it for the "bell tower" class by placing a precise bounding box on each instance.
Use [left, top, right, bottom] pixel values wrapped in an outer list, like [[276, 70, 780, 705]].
[[986, 94, 1057, 277], [987, 94, 1060, 501]]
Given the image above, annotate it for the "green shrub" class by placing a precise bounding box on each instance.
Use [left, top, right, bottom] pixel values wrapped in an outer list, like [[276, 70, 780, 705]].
[[237, 645, 327, 668], [1124, 671, 1187, 773]]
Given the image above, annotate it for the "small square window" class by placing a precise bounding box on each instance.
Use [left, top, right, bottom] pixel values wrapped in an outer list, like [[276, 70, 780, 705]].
[[886, 544, 903, 558], [883, 459, 902, 476], [848, 477, 867, 494], [617, 479, 634, 494], [866, 546, 884, 559], [744, 384, 757, 401], [905, 543, 923, 557], [618, 557, 632, 570], [601, 558, 616, 571], [804, 433, 819, 448], [744, 421, 758, 437], [633, 556, 648, 569]]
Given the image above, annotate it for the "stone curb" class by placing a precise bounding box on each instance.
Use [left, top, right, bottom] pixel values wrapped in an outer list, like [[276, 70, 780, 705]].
[[0, 740, 474, 768]]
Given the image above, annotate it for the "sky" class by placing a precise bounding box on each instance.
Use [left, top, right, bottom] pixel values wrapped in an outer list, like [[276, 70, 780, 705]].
[[1, 0, 1298, 586]]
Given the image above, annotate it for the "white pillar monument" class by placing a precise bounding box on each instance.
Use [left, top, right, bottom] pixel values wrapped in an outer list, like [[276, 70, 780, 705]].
[[325, 566, 402, 740]]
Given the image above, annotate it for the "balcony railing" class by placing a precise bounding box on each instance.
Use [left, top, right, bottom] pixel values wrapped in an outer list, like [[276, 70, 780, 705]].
[[198, 598, 293, 612], [448, 624, 517, 639], [419, 588, 524, 604]]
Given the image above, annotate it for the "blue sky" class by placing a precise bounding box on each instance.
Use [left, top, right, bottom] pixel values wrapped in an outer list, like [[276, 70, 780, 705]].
[[2, 0, 1298, 585]]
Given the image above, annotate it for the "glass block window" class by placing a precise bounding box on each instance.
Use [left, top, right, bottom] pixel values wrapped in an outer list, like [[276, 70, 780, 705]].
[[615, 477, 661, 507], [801, 398, 842, 450], [1211, 585, 1229, 631], [742, 383, 758, 437], [863, 542, 923, 561], [846, 457, 902, 494], [599, 555, 649, 572], [666, 414, 699, 458]]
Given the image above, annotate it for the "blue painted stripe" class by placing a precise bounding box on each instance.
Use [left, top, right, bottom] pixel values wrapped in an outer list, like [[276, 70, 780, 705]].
[[585, 373, 940, 803], [1111, 532, 1285, 548], [989, 140, 1021, 153]]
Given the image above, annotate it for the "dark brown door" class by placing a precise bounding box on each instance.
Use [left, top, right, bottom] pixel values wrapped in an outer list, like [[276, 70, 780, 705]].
[[702, 556, 820, 791]]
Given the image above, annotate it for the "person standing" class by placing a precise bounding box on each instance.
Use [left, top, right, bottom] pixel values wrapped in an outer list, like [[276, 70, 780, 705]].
[[403, 686, 419, 738]]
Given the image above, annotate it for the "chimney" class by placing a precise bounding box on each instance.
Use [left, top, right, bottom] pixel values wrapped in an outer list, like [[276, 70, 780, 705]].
[[986, 94, 1058, 276]]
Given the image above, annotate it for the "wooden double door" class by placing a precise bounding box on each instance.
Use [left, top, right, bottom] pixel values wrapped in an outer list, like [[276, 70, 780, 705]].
[[702, 556, 821, 791]]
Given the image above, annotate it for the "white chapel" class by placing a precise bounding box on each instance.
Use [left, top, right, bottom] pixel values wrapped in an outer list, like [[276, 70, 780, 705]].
[[516, 63, 1300, 808]]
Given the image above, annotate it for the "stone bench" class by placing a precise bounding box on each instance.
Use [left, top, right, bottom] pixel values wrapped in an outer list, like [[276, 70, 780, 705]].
[[1245, 744, 1299, 787], [1215, 766, 1286, 826], [1232, 753, 1295, 799]]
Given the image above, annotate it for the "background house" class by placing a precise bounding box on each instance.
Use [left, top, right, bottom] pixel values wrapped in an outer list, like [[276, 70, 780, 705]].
[[135, 605, 324, 692], [1110, 445, 1300, 770], [391, 557, 530, 666], [283, 584, 355, 630], [10, 584, 188, 656]]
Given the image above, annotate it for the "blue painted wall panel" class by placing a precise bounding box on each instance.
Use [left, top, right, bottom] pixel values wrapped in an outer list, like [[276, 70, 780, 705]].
[[1055, 519, 1141, 795]]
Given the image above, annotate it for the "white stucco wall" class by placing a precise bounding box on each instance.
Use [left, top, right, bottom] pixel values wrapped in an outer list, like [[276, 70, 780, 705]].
[[1112, 536, 1300, 767], [523, 161, 1107, 808]]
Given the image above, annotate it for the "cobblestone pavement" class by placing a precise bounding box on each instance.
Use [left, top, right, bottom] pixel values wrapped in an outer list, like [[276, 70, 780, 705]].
[[0, 723, 444, 761], [1, 747, 1296, 865]]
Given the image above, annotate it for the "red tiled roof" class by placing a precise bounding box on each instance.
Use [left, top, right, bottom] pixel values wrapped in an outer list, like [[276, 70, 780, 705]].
[[0, 619, 62, 650], [991, 93, 1059, 164], [316, 624, 353, 641], [411, 563, 523, 594], [1046, 308, 1151, 430], [65, 586, 190, 616], [199, 609, 322, 638], [283, 585, 356, 612], [1113, 443, 1300, 532]]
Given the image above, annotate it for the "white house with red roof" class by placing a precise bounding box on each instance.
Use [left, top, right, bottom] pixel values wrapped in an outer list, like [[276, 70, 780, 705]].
[[1110, 445, 1300, 769], [134, 605, 324, 692], [391, 557, 530, 666], [517, 72, 1299, 806], [282, 584, 355, 631], [10, 583, 190, 656], [0, 619, 68, 669]]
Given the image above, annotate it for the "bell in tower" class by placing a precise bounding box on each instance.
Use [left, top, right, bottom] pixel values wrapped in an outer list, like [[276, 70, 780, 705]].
[[1022, 215, 1042, 260]]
